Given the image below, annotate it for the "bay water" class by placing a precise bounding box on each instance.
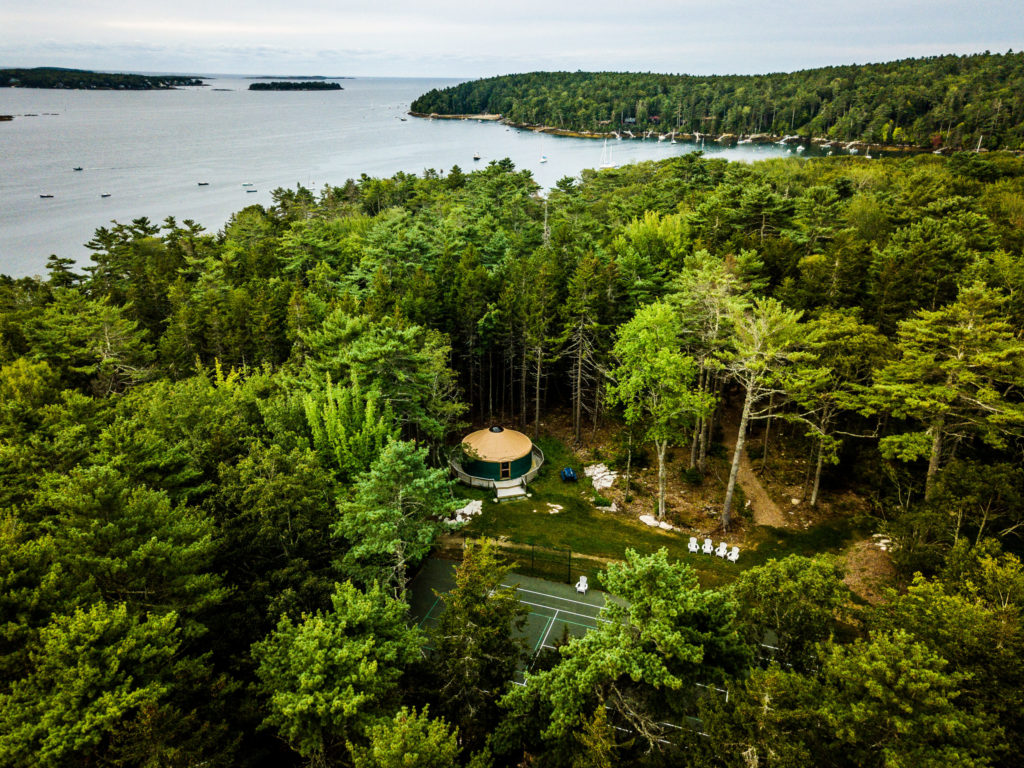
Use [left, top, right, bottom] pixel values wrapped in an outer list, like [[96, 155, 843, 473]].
[[0, 76, 795, 278]]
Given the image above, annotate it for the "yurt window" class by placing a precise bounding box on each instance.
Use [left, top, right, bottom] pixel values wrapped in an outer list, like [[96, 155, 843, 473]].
[[500, 461, 511, 479]]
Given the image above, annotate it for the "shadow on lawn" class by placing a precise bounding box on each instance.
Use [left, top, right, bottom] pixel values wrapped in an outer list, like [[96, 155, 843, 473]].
[[450, 434, 862, 589]]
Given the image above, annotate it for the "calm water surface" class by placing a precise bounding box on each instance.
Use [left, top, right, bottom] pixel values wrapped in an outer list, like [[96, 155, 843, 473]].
[[0, 77, 796, 278]]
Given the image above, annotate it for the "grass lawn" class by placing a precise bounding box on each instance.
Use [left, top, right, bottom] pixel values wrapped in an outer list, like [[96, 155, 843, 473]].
[[454, 434, 862, 588]]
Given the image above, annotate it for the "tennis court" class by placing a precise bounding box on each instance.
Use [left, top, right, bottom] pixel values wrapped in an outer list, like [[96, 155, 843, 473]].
[[408, 557, 610, 662]]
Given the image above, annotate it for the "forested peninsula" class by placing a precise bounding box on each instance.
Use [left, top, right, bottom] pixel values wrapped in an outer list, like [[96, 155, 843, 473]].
[[2, 150, 1024, 767], [411, 51, 1024, 151], [249, 81, 343, 91], [0, 67, 204, 89]]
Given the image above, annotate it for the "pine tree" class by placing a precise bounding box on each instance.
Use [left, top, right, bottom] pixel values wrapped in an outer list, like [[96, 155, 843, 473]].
[[873, 283, 1024, 501], [304, 377, 398, 484], [430, 540, 527, 750]]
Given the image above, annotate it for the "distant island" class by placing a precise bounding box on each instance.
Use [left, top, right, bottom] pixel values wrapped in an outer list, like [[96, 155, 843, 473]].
[[243, 75, 353, 80], [411, 51, 1024, 151], [248, 81, 343, 91], [0, 67, 204, 90]]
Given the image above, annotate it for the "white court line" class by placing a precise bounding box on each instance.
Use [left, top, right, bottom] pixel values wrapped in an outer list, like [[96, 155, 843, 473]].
[[538, 609, 560, 650], [503, 585, 602, 609], [518, 599, 609, 623]]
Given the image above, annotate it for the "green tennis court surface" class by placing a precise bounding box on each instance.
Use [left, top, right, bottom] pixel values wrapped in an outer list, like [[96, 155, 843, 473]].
[[409, 557, 609, 662]]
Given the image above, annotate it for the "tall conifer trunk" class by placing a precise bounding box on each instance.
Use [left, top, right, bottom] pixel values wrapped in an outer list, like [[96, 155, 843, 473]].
[[573, 340, 583, 445], [690, 367, 707, 469], [810, 440, 825, 507], [723, 390, 753, 530], [656, 439, 668, 519], [520, 345, 528, 429], [925, 416, 945, 501], [533, 345, 542, 439]]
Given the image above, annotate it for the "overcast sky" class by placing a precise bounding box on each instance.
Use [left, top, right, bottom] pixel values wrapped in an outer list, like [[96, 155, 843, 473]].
[[2, 1, 1020, 79]]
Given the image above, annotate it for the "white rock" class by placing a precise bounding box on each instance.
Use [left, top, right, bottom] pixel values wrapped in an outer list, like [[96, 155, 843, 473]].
[[657, 521, 675, 531], [584, 463, 618, 490], [454, 500, 483, 520], [639, 514, 659, 527], [791, 498, 800, 505]]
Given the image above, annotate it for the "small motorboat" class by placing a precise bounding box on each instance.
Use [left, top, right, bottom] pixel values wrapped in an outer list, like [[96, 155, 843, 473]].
[[39, 194, 54, 198], [241, 182, 253, 186], [246, 189, 257, 193], [473, 152, 481, 161], [72, 166, 83, 171], [539, 155, 547, 163], [100, 193, 111, 198], [197, 182, 209, 186]]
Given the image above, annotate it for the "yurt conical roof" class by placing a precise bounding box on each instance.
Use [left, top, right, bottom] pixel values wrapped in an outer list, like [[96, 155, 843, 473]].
[[461, 426, 532, 462]]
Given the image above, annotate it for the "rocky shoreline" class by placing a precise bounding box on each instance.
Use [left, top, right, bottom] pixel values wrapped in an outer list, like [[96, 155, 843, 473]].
[[408, 112, 978, 156], [408, 112, 503, 121]]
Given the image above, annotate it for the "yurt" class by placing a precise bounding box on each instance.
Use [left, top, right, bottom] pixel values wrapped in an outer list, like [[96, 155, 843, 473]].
[[460, 426, 533, 481]]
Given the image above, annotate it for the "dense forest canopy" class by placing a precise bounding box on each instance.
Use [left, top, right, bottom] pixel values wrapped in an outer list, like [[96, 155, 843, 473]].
[[0, 67, 204, 89], [2, 149, 1024, 766], [411, 51, 1024, 150], [248, 81, 343, 91]]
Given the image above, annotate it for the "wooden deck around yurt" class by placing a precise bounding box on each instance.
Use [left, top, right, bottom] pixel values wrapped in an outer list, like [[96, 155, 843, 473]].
[[450, 426, 545, 497]]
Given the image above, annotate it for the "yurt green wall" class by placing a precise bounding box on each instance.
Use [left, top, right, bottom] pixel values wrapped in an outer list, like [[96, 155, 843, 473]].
[[462, 451, 532, 481]]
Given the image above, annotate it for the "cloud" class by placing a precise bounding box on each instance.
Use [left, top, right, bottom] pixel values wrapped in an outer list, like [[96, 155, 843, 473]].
[[1, 0, 1021, 77]]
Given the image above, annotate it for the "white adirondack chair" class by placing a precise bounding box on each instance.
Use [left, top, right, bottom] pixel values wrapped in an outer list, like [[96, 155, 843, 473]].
[[727, 546, 740, 562], [688, 536, 700, 553], [702, 538, 714, 555], [575, 576, 588, 595], [715, 542, 729, 558]]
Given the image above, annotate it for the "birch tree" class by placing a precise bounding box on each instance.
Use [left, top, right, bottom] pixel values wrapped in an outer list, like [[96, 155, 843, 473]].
[[608, 301, 711, 519], [722, 298, 803, 529], [670, 250, 746, 473]]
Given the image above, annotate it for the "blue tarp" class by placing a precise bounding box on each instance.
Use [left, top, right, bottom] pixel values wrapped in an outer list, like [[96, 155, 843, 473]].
[[560, 467, 578, 482]]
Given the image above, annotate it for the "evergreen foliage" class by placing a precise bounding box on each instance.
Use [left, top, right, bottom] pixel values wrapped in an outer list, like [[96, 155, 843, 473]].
[[1, 149, 1024, 765], [0, 67, 202, 89], [411, 52, 1024, 149]]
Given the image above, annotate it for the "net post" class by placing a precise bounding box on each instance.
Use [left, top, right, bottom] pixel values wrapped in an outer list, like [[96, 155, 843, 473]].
[[567, 549, 572, 584]]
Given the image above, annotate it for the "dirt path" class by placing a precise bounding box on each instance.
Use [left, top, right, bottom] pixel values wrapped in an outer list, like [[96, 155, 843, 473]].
[[720, 411, 789, 528], [842, 539, 896, 604]]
